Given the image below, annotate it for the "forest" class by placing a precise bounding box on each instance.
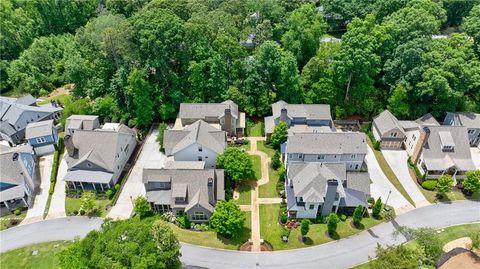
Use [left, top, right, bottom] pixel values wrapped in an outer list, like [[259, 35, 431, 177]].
[[1, 0, 479, 129]]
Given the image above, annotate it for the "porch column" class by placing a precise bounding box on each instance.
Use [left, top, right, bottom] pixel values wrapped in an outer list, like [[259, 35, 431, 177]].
[[72, 181, 77, 190], [22, 197, 28, 207], [79, 182, 84, 191], [4, 201, 10, 211], [92, 183, 97, 191], [107, 182, 111, 189], [100, 183, 104, 192]]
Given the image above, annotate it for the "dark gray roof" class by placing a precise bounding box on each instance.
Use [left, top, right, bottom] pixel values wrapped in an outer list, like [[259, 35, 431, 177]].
[[163, 120, 226, 155], [66, 115, 100, 131], [444, 112, 480, 129], [346, 172, 371, 195], [416, 113, 440, 126], [25, 119, 54, 139], [340, 188, 368, 207], [63, 170, 113, 184], [373, 110, 405, 136], [272, 100, 332, 121], [286, 132, 367, 155], [179, 100, 239, 120]]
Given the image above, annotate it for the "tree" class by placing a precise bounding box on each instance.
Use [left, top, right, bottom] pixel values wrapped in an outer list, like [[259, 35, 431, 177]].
[[59, 218, 181, 268], [397, 226, 442, 265], [271, 150, 282, 170], [270, 121, 288, 149], [300, 219, 310, 240], [437, 175, 454, 195], [387, 85, 410, 119], [463, 4, 480, 55], [127, 69, 153, 129], [216, 147, 254, 183], [463, 170, 480, 194], [209, 200, 246, 238], [352, 205, 364, 227], [369, 244, 423, 269], [133, 196, 152, 219], [80, 191, 96, 215], [372, 197, 382, 218], [327, 213, 339, 236]]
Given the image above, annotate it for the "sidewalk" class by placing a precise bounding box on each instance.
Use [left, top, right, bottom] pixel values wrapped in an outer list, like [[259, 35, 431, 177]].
[[45, 158, 67, 219]]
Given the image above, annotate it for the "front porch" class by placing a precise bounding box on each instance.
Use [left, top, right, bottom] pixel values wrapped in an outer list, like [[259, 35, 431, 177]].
[[66, 181, 112, 192]]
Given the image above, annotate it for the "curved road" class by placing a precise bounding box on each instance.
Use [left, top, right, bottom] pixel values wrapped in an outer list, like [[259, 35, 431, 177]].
[[1, 201, 479, 269]]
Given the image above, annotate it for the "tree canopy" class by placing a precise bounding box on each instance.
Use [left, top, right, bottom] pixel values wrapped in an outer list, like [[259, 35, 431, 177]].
[[209, 200, 246, 238], [216, 147, 254, 183]]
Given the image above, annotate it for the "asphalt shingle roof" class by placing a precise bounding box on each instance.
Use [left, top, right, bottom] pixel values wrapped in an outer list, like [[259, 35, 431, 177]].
[[271, 100, 332, 121], [25, 119, 54, 139], [179, 100, 239, 120], [373, 110, 405, 137], [286, 132, 367, 155]]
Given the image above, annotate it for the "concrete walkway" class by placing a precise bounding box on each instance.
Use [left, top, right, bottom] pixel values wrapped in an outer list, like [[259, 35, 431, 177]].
[[382, 150, 430, 208], [471, 147, 480, 169], [23, 154, 53, 224], [107, 127, 166, 220], [45, 158, 67, 219], [365, 147, 414, 215]]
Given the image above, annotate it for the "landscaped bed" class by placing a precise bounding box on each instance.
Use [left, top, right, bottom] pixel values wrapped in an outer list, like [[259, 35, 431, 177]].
[[0, 210, 27, 231], [0, 240, 72, 269], [65, 196, 111, 218]]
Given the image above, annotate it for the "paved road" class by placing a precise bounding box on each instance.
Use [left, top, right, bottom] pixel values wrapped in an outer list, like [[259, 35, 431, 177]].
[[365, 147, 414, 214], [471, 147, 480, 169], [23, 154, 53, 224], [45, 158, 67, 219], [107, 127, 166, 220], [382, 150, 430, 208]]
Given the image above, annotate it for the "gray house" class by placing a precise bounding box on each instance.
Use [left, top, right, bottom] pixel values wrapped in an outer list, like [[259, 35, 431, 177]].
[[178, 100, 245, 137], [25, 119, 58, 156], [0, 144, 37, 214], [63, 115, 137, 191], [286, 162, 369, 219], [372, 110, 406, 149], [0, 95, 62, 144], [143, 161, 225, 223], [164, 120, 227, 168], [443, 112, 480, 147], [264, 100, 334, 138]]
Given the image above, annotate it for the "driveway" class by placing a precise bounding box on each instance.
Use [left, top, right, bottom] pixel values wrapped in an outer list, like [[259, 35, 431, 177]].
[[23, 154, 54, 224], [107, 127, 166, 220], [382, 150, 430, 208], [471, 147, 480, 169], [2, 201, 479, 269], [45, 157, 67, 219], [365, 147, 414, 214]]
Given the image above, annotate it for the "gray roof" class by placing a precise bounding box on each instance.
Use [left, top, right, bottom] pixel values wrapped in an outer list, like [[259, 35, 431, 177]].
[[373, 110, 405, 137], [66, 115, 100, 131], [163, 120, 226, 155], [143, 168, 225, 214], [164, 161, 205, 170], [63, 170, 113, 184], [179, 100, 239, 120], [416, 113, 440, 126], [272, 100, 332, 121], [264, 116, 275, 134], [25, 119, 54, 139], [421, 126, 475, 171], [444, 112, 480, 129], [345, 172, 371, 195], [286, 132, 367, 155], [0, 146, 35, 201]]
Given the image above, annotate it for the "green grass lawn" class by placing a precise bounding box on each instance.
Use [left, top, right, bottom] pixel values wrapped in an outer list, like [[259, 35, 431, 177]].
[[234, 183, 252, 205], [37, 94, 71, 105], [366, 137, 415, 206], [0, 240, 72, 269], [352, 223, 480, 269], [65, 197, 111, 218], [250, 154, 262, 180], [257, 140, 276, 157], [169, 212, 251, 250], [1, 211, 27, 231], [248, 122, 264, 137], [260, 204, 384, 250], [257, 141, 282, 198]]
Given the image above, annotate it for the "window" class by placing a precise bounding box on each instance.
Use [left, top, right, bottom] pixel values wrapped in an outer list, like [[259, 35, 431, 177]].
[[192, 211, 208, 221], [175, 197, 185, 203], [35, 137, 46, 143], [198, 156, 203, 161], [468, 129, 475, 134], [309, 204, 314, 210], [355, 164, 359, 170], [198, 146, 203, 152], [317, 155, 325, 160], [87, 163, 92, 168], [299, 197, 303, 202], [124, 144, 130, 153], [412, 134, 416, 141], [351, 154, 356, 159], [298, 154, 303, 159], [390, 132, 397, 138]]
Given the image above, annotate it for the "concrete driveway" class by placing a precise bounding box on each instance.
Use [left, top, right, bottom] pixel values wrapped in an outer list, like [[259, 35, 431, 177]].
[[382, 150, 430, 208], [471, 147, 480, 169], [23, 154, 54, 224], [365, 147, 414, 214], [107, 127, 166, 220], [45, 158, 67, 219]]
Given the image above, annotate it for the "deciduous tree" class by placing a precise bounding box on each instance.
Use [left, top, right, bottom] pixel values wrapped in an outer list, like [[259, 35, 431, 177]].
[[463, 170, 480, 194], [216, 148, 254, 183], [209, 200, 246, 238], [437, 175, 454, 195], [270, 121, 288, 149]]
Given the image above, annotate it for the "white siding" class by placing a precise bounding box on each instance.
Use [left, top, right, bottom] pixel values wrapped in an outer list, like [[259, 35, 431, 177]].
[[404, 129, 421, 156], [295, 202, 320, 219], [173, 143, 219, 168]]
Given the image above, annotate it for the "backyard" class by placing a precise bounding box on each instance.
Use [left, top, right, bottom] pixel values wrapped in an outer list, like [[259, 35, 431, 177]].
[[247, 121, 264, 137], [0, 240, 72, 269], [250, 154, 262, 180]]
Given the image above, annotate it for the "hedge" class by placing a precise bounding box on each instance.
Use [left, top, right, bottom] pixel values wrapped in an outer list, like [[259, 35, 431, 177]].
[[49, 137, 64, 195], [422, 180, 437, 191]]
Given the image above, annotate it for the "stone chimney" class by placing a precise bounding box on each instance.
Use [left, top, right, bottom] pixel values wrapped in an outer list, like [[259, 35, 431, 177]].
[[207, 178, 215, 206], [224, 108, 232, 136], [64, 135, 76, 157], [280, 108, 288, 122], [321, 179, 339, 216]]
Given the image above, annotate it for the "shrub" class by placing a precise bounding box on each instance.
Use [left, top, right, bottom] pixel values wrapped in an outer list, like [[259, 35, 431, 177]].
[[13, 209, 21, 215], [353, 205, 364, 227], [156, 122, 168, 150], [161, 211, 176, 223], [280, 228, 290, 239], [421, 180, 437, 191], [340, 214, 347, 221], [272, 151, 281, 170], [49, 184, 55, 194], [368, 197, 375, 205], [471, 232, 480, 249], [437, 175, 454, 194], [300, 219, 310, 238], [327, 213, 339, 236], [115, 184, 120, 191], [106, 189, 114, 199], [280, 213, 288, 224], [79, 209, 85, 215], [73, 210, 79, 215], [372, 197, 382, 219], [176, 214, 191, 229], [133, 196, 152, 219]]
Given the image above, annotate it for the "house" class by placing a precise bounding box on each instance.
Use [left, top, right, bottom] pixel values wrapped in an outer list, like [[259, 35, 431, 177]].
[[25, 119, 58, 156], [63, 115, 137, 191], [443, 112, 480, 147], [285, 162, 370, 219], [143, 161, 224, 223], [372, 110, 406, 149], [417, 126, 476, 180], [264, 100, 334, 138], [0, 95, 62, 144], [285, 132, 368, 171], [401, 114, 440, 162], [0, 144, 37, 214], [163, 120, 227, 168], [178, 100, 245, 137]]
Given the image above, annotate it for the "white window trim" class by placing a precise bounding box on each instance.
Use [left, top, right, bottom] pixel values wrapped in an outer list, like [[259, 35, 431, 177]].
[[35, 137, 46, 143]]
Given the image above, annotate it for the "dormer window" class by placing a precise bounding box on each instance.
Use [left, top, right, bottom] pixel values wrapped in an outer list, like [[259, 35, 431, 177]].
[[36, 137, 46, 143], [468, 129, 475, 134], [351, 154, 356, 159], [298, 154, 303, 159], [390, 132, 397, 138], [442, 145, 454, 152]]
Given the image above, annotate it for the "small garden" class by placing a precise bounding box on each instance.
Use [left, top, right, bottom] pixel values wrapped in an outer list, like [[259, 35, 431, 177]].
[[0, 208, 27, 230], [65, 189, 116, 217]]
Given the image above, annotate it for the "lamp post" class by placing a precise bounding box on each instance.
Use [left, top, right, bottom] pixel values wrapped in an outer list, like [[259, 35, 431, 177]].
[[384, 190, 392, 211]]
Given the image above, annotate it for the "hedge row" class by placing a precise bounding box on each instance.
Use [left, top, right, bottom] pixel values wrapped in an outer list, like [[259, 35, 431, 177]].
[[48, 137, 64, 195]]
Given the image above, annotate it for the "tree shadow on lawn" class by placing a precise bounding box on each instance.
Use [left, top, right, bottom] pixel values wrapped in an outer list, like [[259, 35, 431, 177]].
[[216, 226, 252, 250], [297, 236, 314, 245]]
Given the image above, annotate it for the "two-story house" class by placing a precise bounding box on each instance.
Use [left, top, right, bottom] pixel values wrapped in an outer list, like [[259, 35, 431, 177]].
[[25, 119, 58, 156], [443, 112, 480, 147], [178, 100, 245, 137], [264, 100, 334, 138], [63, 115, 137, 191], [0, 145, 37, 214], [0, 95, 62, 144], [143, 161, 224, 223], [163, 120, 227, 168], [372, 110, 406, 149]]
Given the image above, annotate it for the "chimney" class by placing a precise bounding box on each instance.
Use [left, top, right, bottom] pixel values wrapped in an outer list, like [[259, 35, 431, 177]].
[[64, 135, 76, 157], [207, 178, 215, 206], [321, 179, 339, 216], [280, 108, 287, 122], [224, 108, 232, 136]]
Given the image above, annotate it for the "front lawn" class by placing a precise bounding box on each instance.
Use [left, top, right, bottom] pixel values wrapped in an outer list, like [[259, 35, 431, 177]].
[[234, 183, 252, 205], [250, 154, 262, 180], [0, 211, 27, 231], [257, 141, 282, 198], [0, 240, 72, 269], [65, 197, 111, 218], [260, 204, 384, 250], [257, 140, 276, 157], [169, 212, 251, 250]]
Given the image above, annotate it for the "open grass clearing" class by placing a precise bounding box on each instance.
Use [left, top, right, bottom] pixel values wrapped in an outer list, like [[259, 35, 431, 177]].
[[234, 182, 252, 205], [0, 240, 72, 269]]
